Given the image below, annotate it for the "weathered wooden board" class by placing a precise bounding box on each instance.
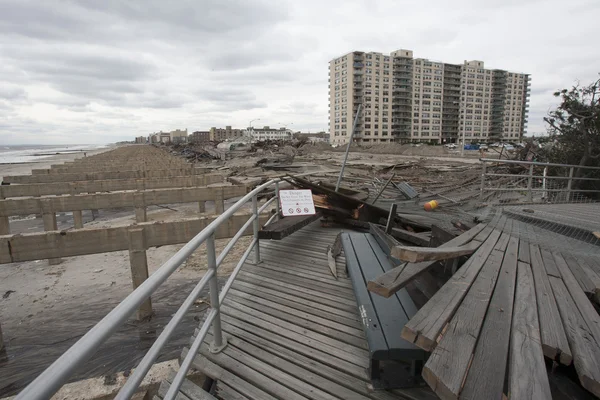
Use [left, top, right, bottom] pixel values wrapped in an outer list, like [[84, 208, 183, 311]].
[[257, 213, 321, 240], [421, 239, 506, 399], [460, 236, 519, 399], [367, 223, 489, 298], [549, 276, 600, 397], [391, 240, 480, 263], [401, 229, 501, 351], [508, 262, 552, 400], [529, 244, 572, 365]]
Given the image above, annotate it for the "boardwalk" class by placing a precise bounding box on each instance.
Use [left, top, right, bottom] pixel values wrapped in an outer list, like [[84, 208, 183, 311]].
[[184, 222, 436, 400]]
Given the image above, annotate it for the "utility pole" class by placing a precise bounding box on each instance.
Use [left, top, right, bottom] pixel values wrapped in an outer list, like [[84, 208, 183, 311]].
[[336, 104, 361, 192]]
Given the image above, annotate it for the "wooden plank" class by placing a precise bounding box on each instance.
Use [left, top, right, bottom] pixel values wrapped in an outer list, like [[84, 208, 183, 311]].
[[421, 240, 506, 399], [508, 262, 552, 400], [206, 332, 371, 400], [199, 337, 336, 400], [549, 276, 600, 397], [231, 281, 361, 328], [391, 240, 480, 263], [529, 244, 572, 365], [214, 320, 400, 400], [388, 226, 431, 247], [561, 254, 597, 295], [246, 261, 352, 288], [253, 256, 351, 283], [367, 223, 489, 298], [401, 229, 502, 351], [429, 225, 456, 247], [226, 290, 366, 345], [236, 271, 357, 312], [241, 265, 355, 300], [165, 371, 217, 400], [157, 380, 192, 400], [222, 300, 369, 362], [216, 382, 250, 400], [553, 253, 600, 352], [258, 213, 322, 240], [187, 350, 278, 400], [219, 315, 368, 381], [0, 214, 265, 263], [518, 238, 530, 264], [460, 236, 519, 400], [540, 248, 561, 278]]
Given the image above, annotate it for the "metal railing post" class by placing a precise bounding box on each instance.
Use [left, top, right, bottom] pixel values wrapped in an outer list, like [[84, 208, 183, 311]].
[[479, 161, 487, 200], [275, 182, 281, 219], [252, 195, 261, 264], [567, 167, 574, 202], [207, 233, 226, 353], [526, 164, 534, 202]]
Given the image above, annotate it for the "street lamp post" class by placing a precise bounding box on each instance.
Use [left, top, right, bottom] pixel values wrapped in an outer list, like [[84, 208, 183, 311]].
[[249, 119, 260, 128]]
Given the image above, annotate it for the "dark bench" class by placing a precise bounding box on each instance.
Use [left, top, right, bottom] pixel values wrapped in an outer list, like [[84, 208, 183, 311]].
[[340, 230, 427, 389]]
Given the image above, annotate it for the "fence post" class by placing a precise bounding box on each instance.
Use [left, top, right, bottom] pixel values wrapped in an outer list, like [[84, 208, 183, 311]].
[[526, 164, 534, 202], [127, 227, 152, 320], [0, 216, 9, 235], [252, 195, 261, 265], [198, 200, 206, 213], [567, 167, 574, 202], [479, 162, 487, 201], [0, 320, 4, 351], [207, 233, 227, 353], [215, 189, 225, 215], [133, 193, 147, 223], [41, 199, 62, 265], [73, 210, 84, 229]]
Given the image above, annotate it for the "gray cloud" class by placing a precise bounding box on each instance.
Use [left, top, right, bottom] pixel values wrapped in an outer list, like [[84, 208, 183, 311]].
[[0, 0, 599, 143]]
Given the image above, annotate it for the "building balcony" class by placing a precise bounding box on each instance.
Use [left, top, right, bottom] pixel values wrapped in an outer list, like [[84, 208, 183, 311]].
[[353, 70, 363, 75], [353, 63, 364, 68]]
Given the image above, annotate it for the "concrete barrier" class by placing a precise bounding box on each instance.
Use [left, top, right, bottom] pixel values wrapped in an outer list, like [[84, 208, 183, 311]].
[[0, 174, 224, 199], [4, 168, 213, 184]]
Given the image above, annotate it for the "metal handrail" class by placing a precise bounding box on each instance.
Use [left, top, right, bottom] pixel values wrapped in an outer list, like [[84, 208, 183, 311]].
[[16, 178, 282, 400], [479, 158, 600, 170]]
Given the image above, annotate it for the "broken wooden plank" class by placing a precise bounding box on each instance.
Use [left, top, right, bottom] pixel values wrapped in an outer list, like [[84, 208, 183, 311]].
[[257, 213, 321, 240], [387, 226, 431, 247], [422, 239, 506, 399], [508, 261, 552, 400], [326, 233, 342, 279], [553, 253, 600, 353], [401, 229, 502, 351], [529, 244, 572, 365], [367, 223, 488, 298], [391, 240, 480, 263], [429, 225, 456, 247], [460, 236, 519, 400], [549, 275, 600, 397], [561, 254, 598, 295]]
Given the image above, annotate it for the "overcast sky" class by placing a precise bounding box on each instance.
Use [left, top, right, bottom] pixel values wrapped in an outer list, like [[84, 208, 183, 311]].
[[1, 0, 599, 144]]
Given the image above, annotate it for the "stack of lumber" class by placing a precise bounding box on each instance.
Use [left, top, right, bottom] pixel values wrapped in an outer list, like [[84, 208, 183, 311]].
[[368, 215, 600, 399]]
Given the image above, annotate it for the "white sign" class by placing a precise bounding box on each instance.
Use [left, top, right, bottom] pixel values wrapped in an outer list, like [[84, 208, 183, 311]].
[[279, 189, 316, 217]]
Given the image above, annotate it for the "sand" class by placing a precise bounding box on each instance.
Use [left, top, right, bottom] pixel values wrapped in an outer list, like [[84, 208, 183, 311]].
[[0, 150, 256, 397]]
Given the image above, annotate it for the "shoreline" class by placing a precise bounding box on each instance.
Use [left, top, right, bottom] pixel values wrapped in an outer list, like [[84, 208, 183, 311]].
[[0, 145, 117, 182]]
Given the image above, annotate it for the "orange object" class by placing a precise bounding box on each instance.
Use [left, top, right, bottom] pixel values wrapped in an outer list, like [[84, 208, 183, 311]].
[[424, 200, 438, 211]]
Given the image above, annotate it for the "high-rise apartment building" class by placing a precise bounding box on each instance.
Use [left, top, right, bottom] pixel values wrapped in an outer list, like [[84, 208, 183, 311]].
[[328, 49, 530, 146]]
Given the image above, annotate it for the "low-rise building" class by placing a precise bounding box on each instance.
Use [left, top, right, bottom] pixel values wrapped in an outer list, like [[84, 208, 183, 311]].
[[190, 131, 210, 144], [294, 132, 330, 143], [135, 136, 146, 144], [244, 126, 293, 142], [209, 126, 244, 141], [170, 129, 188, 144]]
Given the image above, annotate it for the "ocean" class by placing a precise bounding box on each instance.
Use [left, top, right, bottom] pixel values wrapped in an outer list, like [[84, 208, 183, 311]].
[[0, 144, 108, 164]]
